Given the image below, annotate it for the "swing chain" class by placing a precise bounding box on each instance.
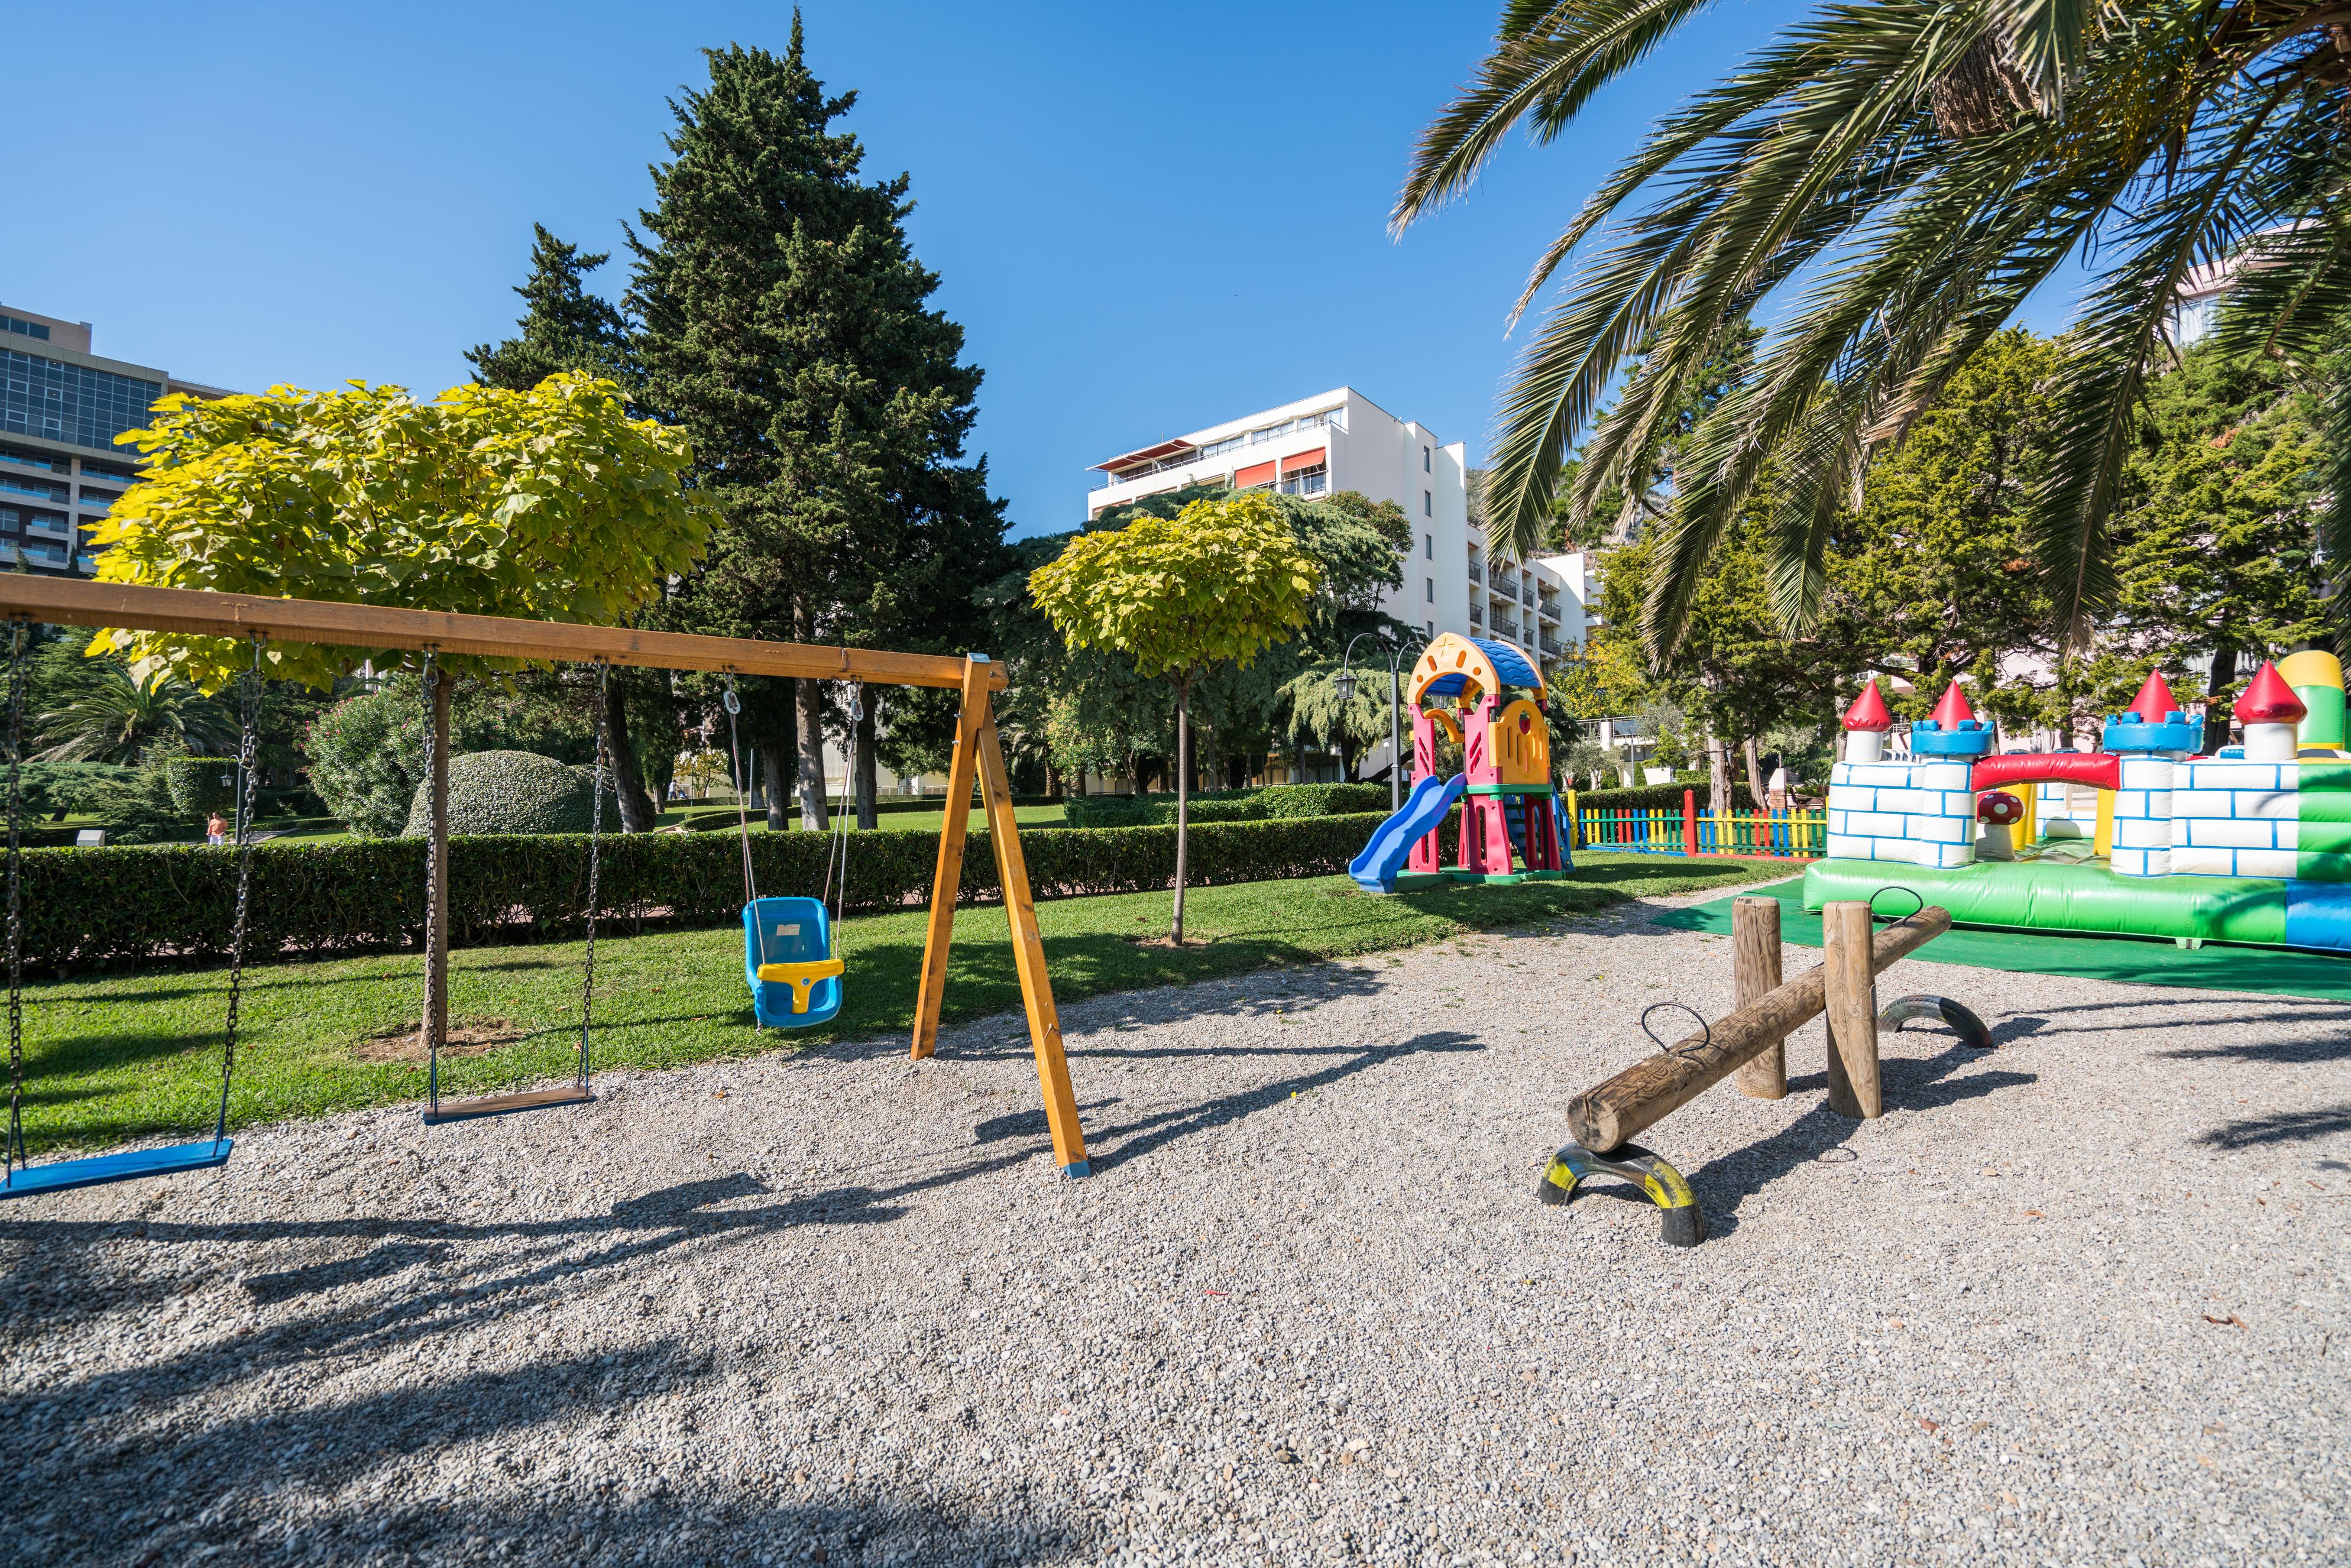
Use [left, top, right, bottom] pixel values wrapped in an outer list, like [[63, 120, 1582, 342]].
[[419, 649, 442, 1112], [4, 615, 27, 1178], [215, 632, 266, 1149], [579, 659, 609, 1086], [722, 671, 757, 915]]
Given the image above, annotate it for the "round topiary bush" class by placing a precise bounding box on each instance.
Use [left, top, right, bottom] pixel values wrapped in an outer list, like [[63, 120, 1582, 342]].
[[402, 750, 617, 837], [163, 756, 241, 817]]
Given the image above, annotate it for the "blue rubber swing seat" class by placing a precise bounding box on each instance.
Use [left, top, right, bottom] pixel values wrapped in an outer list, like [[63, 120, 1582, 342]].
[[2, 1139, 234, 1200], [743, 896, 844, 1028]]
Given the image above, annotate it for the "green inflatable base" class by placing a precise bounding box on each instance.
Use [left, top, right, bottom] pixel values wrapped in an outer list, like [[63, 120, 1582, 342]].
[[1802, 858, 2285, 945]]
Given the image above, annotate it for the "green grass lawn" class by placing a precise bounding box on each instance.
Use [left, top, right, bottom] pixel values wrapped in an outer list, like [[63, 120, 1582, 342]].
[[5, 852, 1786, 1154]]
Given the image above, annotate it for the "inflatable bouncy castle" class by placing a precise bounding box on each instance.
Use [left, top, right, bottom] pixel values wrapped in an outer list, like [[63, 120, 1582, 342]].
[[1805, 652, 2351, 953]]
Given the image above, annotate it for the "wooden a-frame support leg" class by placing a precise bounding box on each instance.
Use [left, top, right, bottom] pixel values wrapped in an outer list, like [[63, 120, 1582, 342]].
[[910, 658, 1090, 1177]]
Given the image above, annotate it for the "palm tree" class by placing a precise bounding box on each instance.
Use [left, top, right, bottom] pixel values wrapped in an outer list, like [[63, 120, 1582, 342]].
[[1396, 1, 2351, 658], [34, 661, 237, 764]]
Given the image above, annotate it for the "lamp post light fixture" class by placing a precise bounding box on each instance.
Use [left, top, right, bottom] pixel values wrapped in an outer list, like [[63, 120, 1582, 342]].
[[1336, 632, 1410, 812]]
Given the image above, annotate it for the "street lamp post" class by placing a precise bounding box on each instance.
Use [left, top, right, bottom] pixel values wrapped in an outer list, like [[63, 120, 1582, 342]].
[[1335, 633, 1409, 812]]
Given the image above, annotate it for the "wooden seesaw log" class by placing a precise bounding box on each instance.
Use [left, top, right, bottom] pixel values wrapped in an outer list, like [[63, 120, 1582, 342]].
[[1565, 904, 1952, 1154]]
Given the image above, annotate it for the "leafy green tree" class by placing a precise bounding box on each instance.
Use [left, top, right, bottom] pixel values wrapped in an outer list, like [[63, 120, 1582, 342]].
[[466, 225, 634, 393], [469, 224, 665, 827], [2094, 343, 2329, 748], [1831, 329, 2065, 733], [91, 371, 702, 1039], [1030, 492, 1319, 942], [633, 26, 1005, 832], [306, 680, 425, 838], [31, 657, 235, 764], [1398, 1, 2351, 655]]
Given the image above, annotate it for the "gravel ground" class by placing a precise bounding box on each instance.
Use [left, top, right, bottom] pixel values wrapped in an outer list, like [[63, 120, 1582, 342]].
[[5, 885, 2349, 1568]]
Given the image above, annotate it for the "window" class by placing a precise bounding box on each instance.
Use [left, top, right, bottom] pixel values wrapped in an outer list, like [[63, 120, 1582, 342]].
[[1423, 533, 1432, 559], [0, 445, 66, 474], [1426, 620, 1434, 637], [1425, 578, 1434, 603], [1423, 490, 1432, 517], [1421, 446, 1431, 472], [2, 316, 51, 343], [78, 460, 135, 485], [0, 351, 164, 452]]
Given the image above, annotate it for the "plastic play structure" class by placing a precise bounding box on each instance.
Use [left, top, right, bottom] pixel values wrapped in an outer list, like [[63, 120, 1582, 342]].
[[1806, 651, 2351, 954], [1349, 633, 1571, 893], [0, 577, 1096, 1200]]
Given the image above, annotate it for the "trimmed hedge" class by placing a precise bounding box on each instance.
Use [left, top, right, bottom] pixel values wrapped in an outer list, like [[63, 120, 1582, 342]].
[[22, 811, 1395, 971], [163, 757, 241, 817], [1066, 782, 1391, 829], [403, 750, 613, 837]]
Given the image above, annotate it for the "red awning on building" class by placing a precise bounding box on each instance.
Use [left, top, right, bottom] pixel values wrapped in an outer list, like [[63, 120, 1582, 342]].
[[1280, 446, 1326, 474], [1093, 438, 1196, 474], [1233, 460, 1276, 488]]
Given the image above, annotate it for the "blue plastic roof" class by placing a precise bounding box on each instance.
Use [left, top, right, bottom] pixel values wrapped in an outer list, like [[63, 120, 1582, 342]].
[[1422, 637, 1543, 697]]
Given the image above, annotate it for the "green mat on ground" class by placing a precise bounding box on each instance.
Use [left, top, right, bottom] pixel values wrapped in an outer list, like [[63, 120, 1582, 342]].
[[1651, 879, 2351, 1002]]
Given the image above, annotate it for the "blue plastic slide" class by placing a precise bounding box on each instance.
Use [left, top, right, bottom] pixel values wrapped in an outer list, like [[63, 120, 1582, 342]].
[[1348, 773, 1467, 893]]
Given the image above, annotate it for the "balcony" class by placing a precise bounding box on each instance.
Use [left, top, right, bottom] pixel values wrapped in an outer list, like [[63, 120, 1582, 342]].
[[1468, 605, 1483, 627], [1540, 634, 1564, 657], [1277, 467, 1327, 498], [1487, 565, 1517, 594], [1492, 618, 1521, 643], [1537, 600, 1560, 623]]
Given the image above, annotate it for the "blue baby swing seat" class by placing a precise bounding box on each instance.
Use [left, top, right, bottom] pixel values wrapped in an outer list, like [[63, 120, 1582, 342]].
[[720, 676, 851, 1032], [743, 896, 844, 1027]]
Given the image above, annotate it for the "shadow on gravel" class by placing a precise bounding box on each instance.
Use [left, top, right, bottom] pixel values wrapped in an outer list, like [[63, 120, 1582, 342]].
[[2158, 1032, 2351, 1065], [6, 1323, 1078, 1568], [1689, 1034, 2037, 1236], [1082, 1028, 1483, 1175], [2196, 1104, 2351, 1150]]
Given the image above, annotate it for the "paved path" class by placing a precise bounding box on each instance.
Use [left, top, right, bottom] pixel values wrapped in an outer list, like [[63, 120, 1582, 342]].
[[4, 889, 2346, 1566]]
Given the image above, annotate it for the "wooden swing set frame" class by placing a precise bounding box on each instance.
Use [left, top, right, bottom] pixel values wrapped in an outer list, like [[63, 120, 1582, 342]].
[[0, 575, 1094, 1177]]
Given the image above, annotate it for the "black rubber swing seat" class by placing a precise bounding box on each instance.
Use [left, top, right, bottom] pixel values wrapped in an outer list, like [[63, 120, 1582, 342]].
[[1, 1139, 234, 1200], [420, 1086, 595, 1126]]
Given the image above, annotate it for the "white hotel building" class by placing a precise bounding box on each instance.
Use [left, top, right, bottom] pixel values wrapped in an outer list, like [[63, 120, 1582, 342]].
[[1087, 387, 1592, 668]]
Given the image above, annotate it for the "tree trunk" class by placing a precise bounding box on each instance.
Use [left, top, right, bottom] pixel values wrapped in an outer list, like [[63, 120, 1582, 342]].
[[425, 668, 453, 1052], [1706, 731, 1730, 815], [604, 678, 657, 832], [758, 734, 791, 832], [854, 695, 878, 831], [1338, 733, 1358, 784], [1741, 735, 1769, 811], [1197, 723, 1219, 795], [795, 678, 828, 831], [1172, 679, 1191, 945], [2203, 645, 2237, 755]]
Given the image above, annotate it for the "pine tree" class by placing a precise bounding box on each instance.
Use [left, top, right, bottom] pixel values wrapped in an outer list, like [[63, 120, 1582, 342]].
[[466, 225, 632, 391], [629, 22, 1004, 830]]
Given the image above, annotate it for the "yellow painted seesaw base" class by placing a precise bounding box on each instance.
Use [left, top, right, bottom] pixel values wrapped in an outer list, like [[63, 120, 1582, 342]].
[[755, 958, 846, 1013]]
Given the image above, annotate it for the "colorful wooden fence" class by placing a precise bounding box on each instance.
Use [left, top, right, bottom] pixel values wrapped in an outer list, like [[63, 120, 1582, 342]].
[[1575, 789, 1826, 861]]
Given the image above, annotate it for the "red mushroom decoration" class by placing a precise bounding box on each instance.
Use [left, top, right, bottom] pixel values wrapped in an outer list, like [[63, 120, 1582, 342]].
[[1976, 788, 2025, 860]]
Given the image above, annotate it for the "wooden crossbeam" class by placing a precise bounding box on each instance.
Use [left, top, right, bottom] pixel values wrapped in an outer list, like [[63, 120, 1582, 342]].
[[0, 575, 1005, 692]]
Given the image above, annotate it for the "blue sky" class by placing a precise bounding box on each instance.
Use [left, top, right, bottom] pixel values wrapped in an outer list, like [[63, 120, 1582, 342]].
[[11, 3, 2072, 539]]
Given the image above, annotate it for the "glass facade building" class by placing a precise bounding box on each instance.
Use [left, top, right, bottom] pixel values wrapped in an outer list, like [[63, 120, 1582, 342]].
[[1, 348, 166, 452], [0, 304, 230, 576]]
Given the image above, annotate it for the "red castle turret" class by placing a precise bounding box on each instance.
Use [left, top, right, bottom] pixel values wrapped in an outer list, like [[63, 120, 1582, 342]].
[[1929, 679, 1976, 729], [2235, 660, 2308, 724], [2128, 668, 2180, 722], [1842, 680, 1893, 731]]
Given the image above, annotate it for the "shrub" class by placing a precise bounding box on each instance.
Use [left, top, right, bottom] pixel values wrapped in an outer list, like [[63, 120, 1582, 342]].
[[21, 812, 1394, 971], [402, 750, 617, 837], [16, 760, 134, 821], [307, 682, 423, 838], [163, 757, 242, 817], [82, 763, 188, 846], [1064, 782, 1390, 828]]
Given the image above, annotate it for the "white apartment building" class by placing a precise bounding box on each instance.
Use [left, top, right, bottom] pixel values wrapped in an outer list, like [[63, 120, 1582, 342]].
[[1088, 386, 1591, 669]]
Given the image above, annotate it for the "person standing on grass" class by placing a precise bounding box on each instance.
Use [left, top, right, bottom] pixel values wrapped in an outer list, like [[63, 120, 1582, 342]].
[[205, 811, 226, 847]]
